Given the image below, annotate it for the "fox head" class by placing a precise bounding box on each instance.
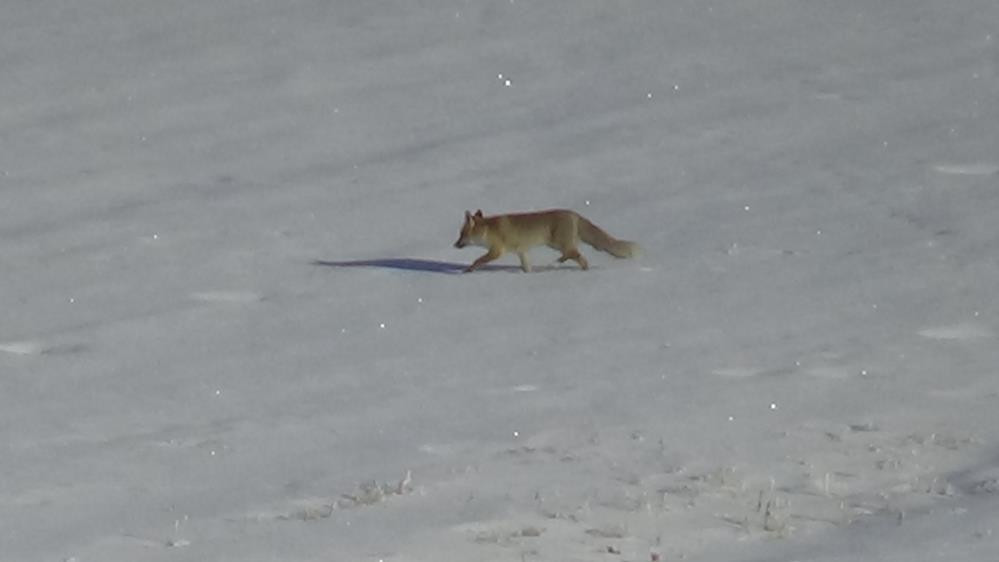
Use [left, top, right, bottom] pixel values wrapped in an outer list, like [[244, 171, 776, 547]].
[[454, 209, 485, 248]]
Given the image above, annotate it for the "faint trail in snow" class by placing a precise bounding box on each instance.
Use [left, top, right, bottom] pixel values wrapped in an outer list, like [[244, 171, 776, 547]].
[[94, 532, 190, 550], [483, 384, 541, 395], [0, 340, 87, 356], [190, 290, 264, 303], [927, 383, 999, 400], [153, 436, 230, 457], [803, 366, 855, 380], [711, 366, 795, 378], [918, 323, 994, 340], [812, 91, 847, 101], [711, 367, 764, 378], [932, 163, 999, 176], [0, 340, 45, 355]]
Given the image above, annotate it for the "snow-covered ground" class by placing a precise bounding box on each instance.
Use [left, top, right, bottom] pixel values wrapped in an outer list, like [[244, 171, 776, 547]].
[[3, 1, 999, 560]]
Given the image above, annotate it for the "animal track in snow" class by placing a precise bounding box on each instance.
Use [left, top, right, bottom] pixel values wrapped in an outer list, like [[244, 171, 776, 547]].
[[932, 163, 999, 176], [918, 323, 993, 341]]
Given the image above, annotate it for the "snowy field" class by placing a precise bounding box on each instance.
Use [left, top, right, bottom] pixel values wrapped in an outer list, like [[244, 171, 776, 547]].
[[3, 1, 999, 560]]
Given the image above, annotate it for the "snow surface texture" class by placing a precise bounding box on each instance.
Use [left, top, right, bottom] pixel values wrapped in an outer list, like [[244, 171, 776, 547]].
[[3, 1, 999, 561]]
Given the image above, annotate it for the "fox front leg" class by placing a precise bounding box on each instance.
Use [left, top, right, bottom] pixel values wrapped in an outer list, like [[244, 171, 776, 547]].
[[465, 247, 502, 273], [517, 252, 531, 273]]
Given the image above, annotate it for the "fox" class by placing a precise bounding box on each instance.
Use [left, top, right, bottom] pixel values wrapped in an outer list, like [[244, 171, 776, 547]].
[[453, 209, 639, 273]]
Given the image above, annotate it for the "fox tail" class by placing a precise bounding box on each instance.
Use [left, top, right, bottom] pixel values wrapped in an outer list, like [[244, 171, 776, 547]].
[[577, 215, 640, 258]]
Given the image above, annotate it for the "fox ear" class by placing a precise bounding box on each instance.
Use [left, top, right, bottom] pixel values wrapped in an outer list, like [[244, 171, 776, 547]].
[[474, 209, 484, 218]]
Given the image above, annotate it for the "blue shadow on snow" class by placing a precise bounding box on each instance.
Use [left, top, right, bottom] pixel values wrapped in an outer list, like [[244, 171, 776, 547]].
[[310, 258, 522, 274]]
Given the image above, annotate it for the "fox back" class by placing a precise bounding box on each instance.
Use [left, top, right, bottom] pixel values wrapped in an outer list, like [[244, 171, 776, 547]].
[[454, 209, 574, 251]]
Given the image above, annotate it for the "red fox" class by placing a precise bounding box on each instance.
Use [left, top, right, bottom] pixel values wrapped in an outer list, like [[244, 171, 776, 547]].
[[453, 209, 639, 272]]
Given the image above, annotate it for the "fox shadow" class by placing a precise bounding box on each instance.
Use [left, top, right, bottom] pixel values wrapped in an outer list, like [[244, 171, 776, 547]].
[[310, 258, 578, 274]]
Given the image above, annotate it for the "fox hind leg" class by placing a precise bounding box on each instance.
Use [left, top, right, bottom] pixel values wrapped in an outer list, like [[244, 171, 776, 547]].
[[557, 248, 589, 270]]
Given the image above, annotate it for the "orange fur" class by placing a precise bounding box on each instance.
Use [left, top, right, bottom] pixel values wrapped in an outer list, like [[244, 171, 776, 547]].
[[453, 209, 639, 272]]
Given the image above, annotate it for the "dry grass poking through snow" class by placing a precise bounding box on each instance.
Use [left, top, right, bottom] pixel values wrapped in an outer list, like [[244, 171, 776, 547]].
[[240, 420, 982, 560], [275, 470, 414, 522], [418, 422, 982, 561]]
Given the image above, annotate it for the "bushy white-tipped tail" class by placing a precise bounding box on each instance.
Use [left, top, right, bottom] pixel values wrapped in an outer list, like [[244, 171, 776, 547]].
[[577, 215, 640, 258], [607, 239, 641, 258]]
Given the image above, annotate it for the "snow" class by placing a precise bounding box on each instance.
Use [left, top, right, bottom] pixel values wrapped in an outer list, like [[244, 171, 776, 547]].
[[3, 1, 999, 561]]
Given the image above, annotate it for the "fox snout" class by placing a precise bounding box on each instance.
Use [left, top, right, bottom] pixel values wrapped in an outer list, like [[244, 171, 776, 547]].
[[455, 210, 484, 250], [454, 229, 474, 248]]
